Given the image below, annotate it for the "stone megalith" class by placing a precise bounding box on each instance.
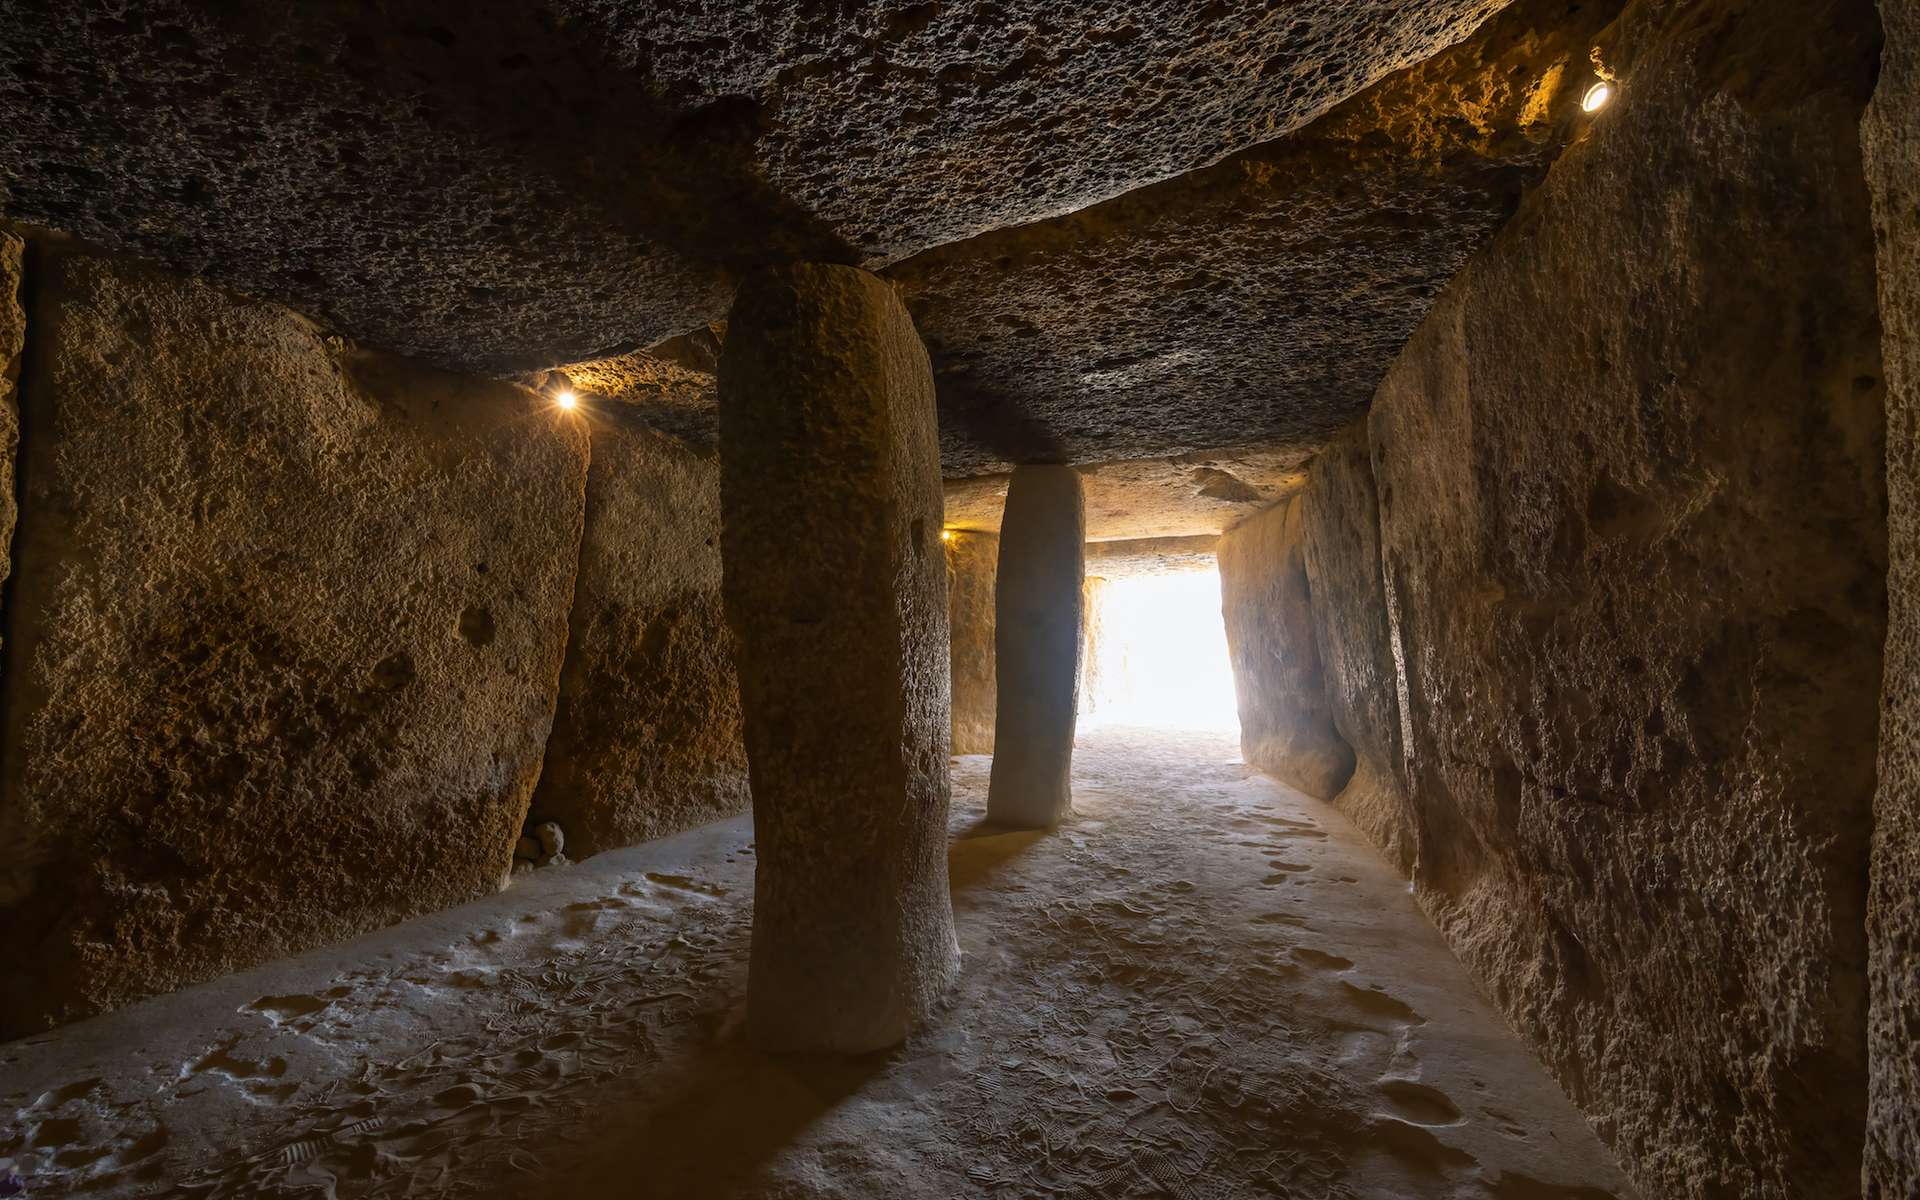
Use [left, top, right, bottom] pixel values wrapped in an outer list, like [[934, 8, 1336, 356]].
[[718, 262, 961, 1054], [987, 466, 1086, 827]]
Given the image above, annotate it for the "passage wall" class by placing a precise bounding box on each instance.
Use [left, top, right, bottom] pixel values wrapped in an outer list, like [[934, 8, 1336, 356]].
[[1222, 1, 1888, 1193]]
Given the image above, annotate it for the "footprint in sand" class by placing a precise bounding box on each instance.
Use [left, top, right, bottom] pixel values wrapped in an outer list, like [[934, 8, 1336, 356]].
[[1368, 1115, 1478, 1174], [1292, 948, 1354, 971], [644, 872, 729, 897], [1340, 982, 1427, 1027], [1252, 911, 1312, 929], [1376, 1079, 1464, 1127]]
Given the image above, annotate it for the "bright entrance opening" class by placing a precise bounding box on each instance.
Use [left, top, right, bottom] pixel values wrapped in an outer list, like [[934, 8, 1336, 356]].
[[1081, 568, 1240, 732]]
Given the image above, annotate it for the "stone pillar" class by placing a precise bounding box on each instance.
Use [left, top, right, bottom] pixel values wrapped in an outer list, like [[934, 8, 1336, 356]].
[[987, 465, 1085, 827], [718, 263, 960, 1054]]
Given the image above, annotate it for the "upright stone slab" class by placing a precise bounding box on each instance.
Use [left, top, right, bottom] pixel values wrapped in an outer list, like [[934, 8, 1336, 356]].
[[1365, 2, 1883, 1191], [0, 231, 21, 675], [718, 263, 960, 1054], [1866, 0, 1920, 1187], [987, 466, 1085, 827], [527, 417, 749, 859], [1218, 495, 1357, 801], [0, 249, 587, 1036], [945, 530, 999, 755]]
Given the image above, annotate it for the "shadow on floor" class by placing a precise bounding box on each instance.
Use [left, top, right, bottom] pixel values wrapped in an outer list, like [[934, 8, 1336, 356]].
[[549, 1012, 891, 1198], [948, 820, 1051, 892]]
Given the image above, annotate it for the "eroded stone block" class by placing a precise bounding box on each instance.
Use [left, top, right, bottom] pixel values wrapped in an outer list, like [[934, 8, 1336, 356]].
[[0, 251, 587, 1036]]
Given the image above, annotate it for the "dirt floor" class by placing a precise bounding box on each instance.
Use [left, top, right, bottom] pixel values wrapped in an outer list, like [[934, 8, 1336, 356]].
[[2, 727, 1633, 1198]]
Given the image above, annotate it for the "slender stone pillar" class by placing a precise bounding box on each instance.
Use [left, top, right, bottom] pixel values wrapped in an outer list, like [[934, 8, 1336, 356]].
[[718, 263, 960, 1054], [987, 466, 1085, 827]]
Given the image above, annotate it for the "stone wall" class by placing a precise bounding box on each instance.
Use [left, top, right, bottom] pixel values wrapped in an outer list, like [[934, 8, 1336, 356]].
[[0, 230, 20, 670], [1352, 1, 1885, 1193], [1866, 0, 1920, 1190], [1294, 422, 1415, 875], [527, 415, 748, 859], [1216, 496, 1355, 801], [0, 249, 589, 1035], [945, 530, 997, 755]]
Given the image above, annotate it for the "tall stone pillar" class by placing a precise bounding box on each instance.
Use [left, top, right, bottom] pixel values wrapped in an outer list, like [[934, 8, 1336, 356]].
[[987, 465, 1085, 827], [718, 263, 960, 1054]]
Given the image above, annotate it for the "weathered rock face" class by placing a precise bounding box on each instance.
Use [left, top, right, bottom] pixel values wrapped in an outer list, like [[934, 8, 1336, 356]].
[[1866, 0, 1920, 1190], [945, 531, 998, 757], [891, 0, 1630, 473], [944, 446, 1310, 541], [987, 466, 1086, 829], [1084, 535, 1220, 580], [1361, 2, 1885, 1192], [1217, 498, 1355, 802], [1295, 423, 1415, 874], [0, 229, 21, 671], [528, 416, 748, 860], [0, 0, 1510, 377], [540, 324, 726, 451], [0, 250, 588, 1036], [719, 263, 959, 1053]]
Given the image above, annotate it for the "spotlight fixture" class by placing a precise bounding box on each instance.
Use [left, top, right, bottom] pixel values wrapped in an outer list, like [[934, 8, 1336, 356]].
[[1582, 80, 1614, 113], [554, 390, 579, 411]]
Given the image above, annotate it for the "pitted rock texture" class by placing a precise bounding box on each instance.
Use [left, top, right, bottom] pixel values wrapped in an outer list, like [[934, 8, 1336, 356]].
[[943, 445, 1310, 543], [1365, 2, 1884, 1192], [1866, 0, 1920, 1190], [540, 324, 727, 451], [1084, 535, 1221, 580], [945, 531, 998, 757], [0, 0, 1510, 377], [0, 229, 21, 670], [1296, 423, 1416, 875], [987, 467, 1086, 829], [0, 250, 588, 1037], [891, 0, 1629, 473], [1217, 497, 1355, 803], [719, 263, 959, 1053], [527, 417, 748, 861], [571, 0, 1512, 263]]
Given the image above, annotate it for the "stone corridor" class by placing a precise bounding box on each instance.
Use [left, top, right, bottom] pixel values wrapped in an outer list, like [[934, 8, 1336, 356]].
[[4, 728, 1627, 1199]]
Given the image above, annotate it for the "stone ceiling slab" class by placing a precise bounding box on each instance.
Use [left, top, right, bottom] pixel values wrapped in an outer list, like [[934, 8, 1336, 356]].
[[891, 0, 1629, 472], [0, 0, 1512, 376]]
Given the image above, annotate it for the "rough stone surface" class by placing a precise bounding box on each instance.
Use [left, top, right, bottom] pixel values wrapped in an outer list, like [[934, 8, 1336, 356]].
[[538, 324, 727, 451], [0, 250, 588, 1036], [1217, 498, 1355, 803], [943, 445, 1309, 542], [1866, 0, 1920, 1190], [1084, 535, 1221, 580], [1364, 3, 1885, 1192], [891, 0, 1630, 473], [0, 229, 21, 673], [527, 416, 748, 860], [718, 263, 959, 1053], [1296, 423, 1416, 875], [987, 467, 1085, 829], [945, 531, 997, 757], [0, 0, 1509, 376]]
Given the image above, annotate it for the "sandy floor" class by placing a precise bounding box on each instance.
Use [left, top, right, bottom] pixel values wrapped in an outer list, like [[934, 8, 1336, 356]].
[[3, 727, 1633, 1199]]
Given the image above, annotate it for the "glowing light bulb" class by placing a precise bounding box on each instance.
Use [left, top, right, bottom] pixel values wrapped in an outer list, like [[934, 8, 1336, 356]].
[[1582, 80, 1614, 113], [940, 529, 954, 542], [555, 390, 578, 411]]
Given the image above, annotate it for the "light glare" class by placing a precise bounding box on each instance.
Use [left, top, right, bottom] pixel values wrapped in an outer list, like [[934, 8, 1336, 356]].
[[1082, 570, 1239, 732], [1582, 81, 1613, 113], [555, 390, 578, 411]]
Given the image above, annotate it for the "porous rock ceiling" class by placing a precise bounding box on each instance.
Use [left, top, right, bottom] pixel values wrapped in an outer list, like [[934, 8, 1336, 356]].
[[0, 0, 1624, 530]]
